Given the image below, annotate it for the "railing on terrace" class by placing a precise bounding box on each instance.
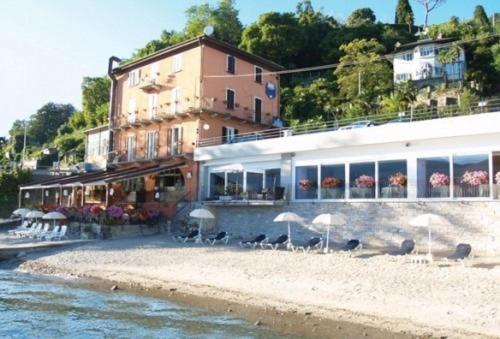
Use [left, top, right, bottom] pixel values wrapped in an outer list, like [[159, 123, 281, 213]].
[[197, 97, 500, 148]]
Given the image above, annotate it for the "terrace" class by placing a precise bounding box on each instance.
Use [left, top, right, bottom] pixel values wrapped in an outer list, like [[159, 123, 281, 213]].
[[196, 97, 500, 148]]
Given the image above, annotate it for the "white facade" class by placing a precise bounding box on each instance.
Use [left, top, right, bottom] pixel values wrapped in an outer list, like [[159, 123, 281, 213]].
[[85, 126, 109, 170], [393, 39, 466, 85], [195, 112, 500, 202]]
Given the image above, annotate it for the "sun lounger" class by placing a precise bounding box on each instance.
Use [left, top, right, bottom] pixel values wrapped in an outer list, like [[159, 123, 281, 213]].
[[30, 223, 50, 239], [8, 220, 29, 235], [292, 237, 323, 253], [266, 234, 289, 250], [448, 243, 472, 260], [341, 239, 361, 251], [16, 223, 41, 237], [40, 225, 60, 241], [172, 230, 199, 243], [239, 234, 268, 249], [50, 225, 68, 241], [205, 231, 229, 245]]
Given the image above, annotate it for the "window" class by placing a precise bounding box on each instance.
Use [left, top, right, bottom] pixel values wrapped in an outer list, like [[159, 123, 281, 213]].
[[227, 171, 243, 196], [148, 93, 158, 119], [254, 66, 262, 83], [227, 55, 235, 74], [226, 89, 235, 110], [128, 69, 141, 87], [172, 54, 182, 72], [417, 157, 450, 198], [222, 126, 237, 144], [453, 154, 490, 198], [254, 97, 262, 123], [265, 169, 281, 190], [247, 172, 263, 196], [493, 152, 500, 200], [296, 166, 318, 200], [128, 98, 137, 123], [150, 62, 159, 81], [171, 87, 181, 114], [210, 172, 225, 199], [420, 46, 434, 57], [349, 163, 376, 199], [320, 164, 345, 199], [379, 160, 407, 199], [145, 131, 158, 160], [126, 136, 136, 161], [402, 52, 413, 61], [396, 73, 412, 81], [170, 127, 182, 156]]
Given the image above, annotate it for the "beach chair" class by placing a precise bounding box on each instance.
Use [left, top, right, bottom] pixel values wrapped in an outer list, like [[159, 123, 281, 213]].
[[205, 231, 229, 245], [172, 230, 199, 243], [292, 237, 323, 253], [30, 223, 50, 239], [266, 234, 289, 250], [447, 243, 472, 260], [51, 225, 68, 241], [239, 234, 268, 249], [16, 222, 40, 237], [40, 225, 60, 241], [341, 239, 362, 251], [8, 220, 29, 235]]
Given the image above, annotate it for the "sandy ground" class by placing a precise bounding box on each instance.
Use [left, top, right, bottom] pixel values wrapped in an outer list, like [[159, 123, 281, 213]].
[[14, 235, 500, 338]]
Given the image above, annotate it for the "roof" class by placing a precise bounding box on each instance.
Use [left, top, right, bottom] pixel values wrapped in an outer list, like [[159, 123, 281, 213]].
[[113, 35, 285, 74], [394, 37, 457, 53], [84, 125, 109, 135], [20, 160, 186, 189]]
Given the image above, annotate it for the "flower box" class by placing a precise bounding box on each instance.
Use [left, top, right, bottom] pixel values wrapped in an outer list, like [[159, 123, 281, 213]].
[[350, 187, 375, 199], [495, 184, 500, 199], [455, 184, 490, 198], [430, 186, 449, 198], [381, 186, 407, 198], [321, 187, 344, 199]]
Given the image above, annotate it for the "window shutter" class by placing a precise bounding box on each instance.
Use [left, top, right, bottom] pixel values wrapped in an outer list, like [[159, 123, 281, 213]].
[[178, 127, 183, 154], [167, 128, 172, 155], [155, 131, 159, 158]]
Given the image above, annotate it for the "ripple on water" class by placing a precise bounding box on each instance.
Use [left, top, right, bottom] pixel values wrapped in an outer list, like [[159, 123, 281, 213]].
[[0, 270, 287, 338]]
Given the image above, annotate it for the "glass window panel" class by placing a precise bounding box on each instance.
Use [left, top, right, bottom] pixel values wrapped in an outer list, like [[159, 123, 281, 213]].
[[226, 171, 243, 196], [453, 154, 489, 198], [349, 163, 376, 199], [246, 172, 263, 196], [265, 169, 281, 189], [379, 160, 407, 199], [493, 152, 500, 200], [417, 157, 450, 198], [295, 166, 318, 200], [320, 164, 345, 199], [210, 172, 225, 199]]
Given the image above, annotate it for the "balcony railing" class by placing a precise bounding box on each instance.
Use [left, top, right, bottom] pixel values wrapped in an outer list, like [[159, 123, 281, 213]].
[[197, 97, 500, 148]]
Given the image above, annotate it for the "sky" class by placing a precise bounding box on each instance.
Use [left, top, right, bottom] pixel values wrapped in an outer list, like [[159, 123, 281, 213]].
[[0, 0, 499, 137]]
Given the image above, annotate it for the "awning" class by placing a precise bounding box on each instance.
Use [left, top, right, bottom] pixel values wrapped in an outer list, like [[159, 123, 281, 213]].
[[20, 161, 186, 190]]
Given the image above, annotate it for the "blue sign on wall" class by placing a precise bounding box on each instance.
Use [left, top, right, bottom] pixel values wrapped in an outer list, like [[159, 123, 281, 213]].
[[265, 82, 277, 100]]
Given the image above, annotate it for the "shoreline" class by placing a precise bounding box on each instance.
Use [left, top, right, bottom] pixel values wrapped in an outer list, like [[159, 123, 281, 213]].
[[5, 235, 500, 338]]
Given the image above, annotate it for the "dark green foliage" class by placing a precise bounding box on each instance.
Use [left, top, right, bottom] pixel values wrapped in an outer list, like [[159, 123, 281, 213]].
[[346, 8, 376, 27], [28, 103, 75, 146], [395, 0, 414, 32], [0, 169, 32, 218], [473, 5, 490, 30]]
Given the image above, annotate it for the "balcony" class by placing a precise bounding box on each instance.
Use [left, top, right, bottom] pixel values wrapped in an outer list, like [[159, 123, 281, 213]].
[[139, 78, 162, 92]]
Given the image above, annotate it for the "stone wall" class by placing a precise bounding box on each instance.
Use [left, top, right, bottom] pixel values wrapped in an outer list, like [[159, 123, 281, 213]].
[[204, 201, 500, 255]]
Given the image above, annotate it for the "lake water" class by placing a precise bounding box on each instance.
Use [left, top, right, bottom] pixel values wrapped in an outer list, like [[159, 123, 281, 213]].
[[0, 270, 284, 338]]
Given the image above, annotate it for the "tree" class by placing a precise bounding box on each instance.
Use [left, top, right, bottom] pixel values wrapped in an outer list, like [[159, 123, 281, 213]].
[[415, 0, 446, 29], [381, 81, 417, 113], [472, 5, 490, 30], [239, 12, 304, 68], [184, 0, 242, 45], [395, 0, 414, 32], [346, 8, 376, 27], [28, 103, 75, 146], [492, 43, 500, 72], [466, 45, 496, 95], [81, 76, 111, 126], [437, 43, 460, 80], [334, 39, 393, 107]]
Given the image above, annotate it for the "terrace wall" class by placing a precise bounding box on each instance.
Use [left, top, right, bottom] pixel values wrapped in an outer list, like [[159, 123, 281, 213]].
[[204, 201, 500, 255]]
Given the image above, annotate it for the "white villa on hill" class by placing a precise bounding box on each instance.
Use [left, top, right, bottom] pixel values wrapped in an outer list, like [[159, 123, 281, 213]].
[[392, 38, 466, 88]]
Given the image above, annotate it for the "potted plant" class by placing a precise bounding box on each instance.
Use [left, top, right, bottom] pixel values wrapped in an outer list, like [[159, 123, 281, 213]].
[[460, 170, 489, 197], [351, 175, 375, 198], [382, 172, 407, 198], [429, 172, 449, 197], [298, 178, 316, 199], [321, 176, 343, 199]]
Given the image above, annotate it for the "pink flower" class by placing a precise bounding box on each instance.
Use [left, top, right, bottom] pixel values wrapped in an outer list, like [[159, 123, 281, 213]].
[[461, 170, 489, 186], [355, 175, 375, 188], [429, 172, 449, 188]]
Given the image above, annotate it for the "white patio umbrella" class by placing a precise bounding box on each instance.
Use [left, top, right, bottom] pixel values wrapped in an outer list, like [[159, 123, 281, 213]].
[[189, 208, 215, 244], [26, 210, 45, 220], [409, 213, 448, 258], [273, 212, 302, 249], [12, 208, 30, 224], [42, 211, 67, 227], [312, 213, 347, 253]]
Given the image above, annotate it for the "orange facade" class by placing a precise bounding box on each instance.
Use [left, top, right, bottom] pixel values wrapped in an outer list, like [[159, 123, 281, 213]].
[[108, 35, 283, 218]]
